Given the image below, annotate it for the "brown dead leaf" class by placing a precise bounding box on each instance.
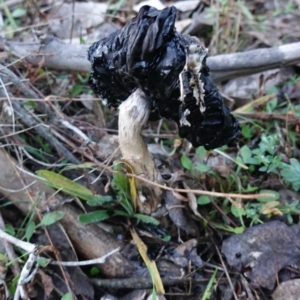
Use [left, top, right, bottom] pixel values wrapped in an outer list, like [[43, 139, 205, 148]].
[[165, 191, 199, 236], [272, 279, 300, 300], [38, 270, 54, 297], [182, 182, 206, 222], [222, 221, 300, 289], [0, 52, 8, 59], [167, 238, 202, 268]]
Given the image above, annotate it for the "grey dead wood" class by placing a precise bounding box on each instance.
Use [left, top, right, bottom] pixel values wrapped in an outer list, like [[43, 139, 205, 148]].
[[11, 99, 81, 165], [0, 77, 80, 164], [5, 38, 300, 82], [91, 276, 198, 289], [0, 148, 134, 277]]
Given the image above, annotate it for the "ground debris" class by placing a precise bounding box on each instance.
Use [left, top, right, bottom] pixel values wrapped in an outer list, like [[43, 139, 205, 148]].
[[37, 224, 94, 299], [48, 1, 107, 40], [165, 191, 199, 236], [222, 68, 292, 106], [272, 279, 300, 300], [222, 220, 300, 289]]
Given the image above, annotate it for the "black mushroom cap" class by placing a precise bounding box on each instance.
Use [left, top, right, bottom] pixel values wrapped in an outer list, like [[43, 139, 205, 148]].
[[88, 5, 240, 150]]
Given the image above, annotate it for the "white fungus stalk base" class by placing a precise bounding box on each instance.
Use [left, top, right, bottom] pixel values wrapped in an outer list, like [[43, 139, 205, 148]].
[[118, 89, 163, 214]]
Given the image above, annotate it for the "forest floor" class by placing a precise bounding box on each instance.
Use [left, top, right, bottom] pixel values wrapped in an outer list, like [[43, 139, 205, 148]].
[[0, 0, 300, 299]]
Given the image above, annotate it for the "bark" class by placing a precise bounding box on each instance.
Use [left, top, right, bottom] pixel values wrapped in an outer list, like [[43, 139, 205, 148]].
[[5, 37, 300, 82]]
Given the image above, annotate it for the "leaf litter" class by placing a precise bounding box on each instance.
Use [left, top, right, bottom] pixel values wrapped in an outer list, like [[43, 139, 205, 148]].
[[222, 220, 300, 290], [0, 0, 300, 299]]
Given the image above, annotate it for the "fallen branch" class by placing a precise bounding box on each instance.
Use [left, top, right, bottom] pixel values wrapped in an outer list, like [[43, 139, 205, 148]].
[[0, 148, 134, 278], [0, 229, 37, 300], [0, 228, 119, 299], [5, 37, 300, 82], [91, 277, 196, 289], [50, 248, 120, 266], [236, 112, 300, 125]]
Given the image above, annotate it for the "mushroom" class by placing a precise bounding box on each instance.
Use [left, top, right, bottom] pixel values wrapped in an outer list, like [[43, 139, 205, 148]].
[[88, 6, 240, 214]]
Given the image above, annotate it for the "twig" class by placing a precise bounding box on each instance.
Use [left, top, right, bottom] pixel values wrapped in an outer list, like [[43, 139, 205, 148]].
[[0, 68, 99, 167], [240, 275, 255, 300], [0, 230, 35, 253], [0, 212, 20, 276], [11, 99, 81, 165], [236, 112, 300, 125], [0, 148, 134, 278], [0, 76, 15, 132], [212, 240, 238, 300], [50, 247, 119, 266], [0, 180, 36, 193], [91, 276, 198, 289], [128, 173, 274, 199], [0, 229, 38, 300], [0, 65, 39, 98], [5, 38, 300, 81], [59, 119, 95, 145]]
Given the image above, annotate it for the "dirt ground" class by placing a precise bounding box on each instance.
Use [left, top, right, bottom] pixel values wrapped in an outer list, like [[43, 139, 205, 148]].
[[0, 0, 300, 299]]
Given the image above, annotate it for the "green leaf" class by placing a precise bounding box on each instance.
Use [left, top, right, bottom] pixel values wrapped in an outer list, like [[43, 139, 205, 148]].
[[5, 224, 15, 236], [241, 124, 254, 139], [246, 157, 260, 165], [287, 214, 293, 224], [214, 149, 248, 169], [161, 234, 171, 242], [259, 165, 268, 172], [240, 145, 252, 163], [112, 209, 130, 217], [70, 84, 83, 97], [201, 268, 217, 300], [233, 226, 245, 234], [80, 36, 86, 45], [11, 7, 26, 18], [87, 195, 113, 206], [196, 146, 207, 161], [37, 257, 51, 268], [240, 4, 253, 20], [0, 253, 8, 261], [197, 195, 211, 205], [195, 164, 211, 173], [242, 184, 258, 193], [181, 155, 193, 170], [134, 214, 159, 225], [112, 164, 129, 194], [231, 204, 245, 217], [37, 211, 65, 228], [25, 221, 35, 241], [24, 146, 50, 163], [61, 293, 73, 300], [257, 190, 280, 202], [280, 158, 300, 191], [78, 210, 110, 224], [90, 267, 100, 276], [37, 170, 100, 201]]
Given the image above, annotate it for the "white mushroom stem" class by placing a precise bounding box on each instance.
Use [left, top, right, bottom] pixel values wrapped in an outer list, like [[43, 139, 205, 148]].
[[118, 88, 163, 214]]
